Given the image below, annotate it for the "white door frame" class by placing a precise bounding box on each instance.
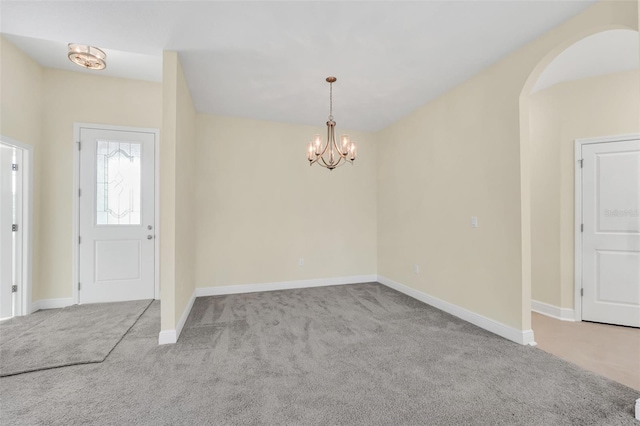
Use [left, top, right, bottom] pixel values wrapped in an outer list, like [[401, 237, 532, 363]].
[[72, 123, 160, 304], [574, 133, 640, 322], [0, 135, 33, 316]]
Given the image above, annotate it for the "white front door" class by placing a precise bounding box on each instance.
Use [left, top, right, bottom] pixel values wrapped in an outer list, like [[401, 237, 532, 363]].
[[78, 127, 156, 304], [581, 139, 640, 327], [0, 143, 22, 319]]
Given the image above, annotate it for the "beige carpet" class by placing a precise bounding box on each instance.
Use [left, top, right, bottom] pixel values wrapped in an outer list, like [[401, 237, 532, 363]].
[[532, 311, 640, 391]]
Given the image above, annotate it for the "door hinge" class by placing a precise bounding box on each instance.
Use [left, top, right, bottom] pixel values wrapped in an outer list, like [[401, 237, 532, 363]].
[[78, 236, 81, 244], [581, 288, 583, 297], [11, 163, 18, 171], [78, 282, 81, 291], [12, 224, 18, 232], [11, 285, 17, 293], [579, 159, 583, 168], [77, 141, 82, 151], [581, 224, 584, 232]]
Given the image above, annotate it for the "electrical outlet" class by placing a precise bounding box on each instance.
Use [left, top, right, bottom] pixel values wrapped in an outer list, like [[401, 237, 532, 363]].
[[299, 258, 304, 266], [414, 264, 419, 274], [471, 216, 478, 228]]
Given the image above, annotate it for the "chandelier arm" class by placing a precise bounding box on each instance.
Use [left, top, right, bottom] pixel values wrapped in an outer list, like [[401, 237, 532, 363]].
[[319, 155, 333, 169], [326, 157, 347, 169], [328, 122, 336, 166], [332, 134, 349, 159], [315, 123, 333, 161], [316, 142, 329, 161], [318, 159, 330, 169], [320, 154, 346, 170]]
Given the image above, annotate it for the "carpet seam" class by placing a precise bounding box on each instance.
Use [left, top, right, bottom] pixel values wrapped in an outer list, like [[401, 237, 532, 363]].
[[0, 359, 106, 378], [98, 299, 154, 362], [0, 300, 154, 377]]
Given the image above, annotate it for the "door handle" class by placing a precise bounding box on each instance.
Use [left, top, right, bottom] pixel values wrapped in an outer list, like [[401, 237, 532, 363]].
[[147, 235, 154, 240]]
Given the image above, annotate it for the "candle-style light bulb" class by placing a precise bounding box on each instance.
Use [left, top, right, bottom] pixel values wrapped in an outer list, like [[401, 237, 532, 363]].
[[313, 134, 322, 155], [307, 142, 314, 161], [340, 134, 350, 155], [349, 142, 357, 161]]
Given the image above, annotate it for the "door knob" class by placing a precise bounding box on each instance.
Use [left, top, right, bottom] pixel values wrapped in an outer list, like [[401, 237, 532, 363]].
[[148, 225, 153, 230], [147, 235, 153, 240]]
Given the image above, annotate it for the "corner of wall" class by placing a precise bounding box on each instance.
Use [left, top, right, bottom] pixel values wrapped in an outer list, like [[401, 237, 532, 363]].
[[159, 51, 198, 343]]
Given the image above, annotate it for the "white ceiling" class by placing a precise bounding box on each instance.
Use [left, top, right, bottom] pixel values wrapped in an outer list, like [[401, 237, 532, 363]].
[[0, 1, 605, 131], [532, 29, 639, 93]]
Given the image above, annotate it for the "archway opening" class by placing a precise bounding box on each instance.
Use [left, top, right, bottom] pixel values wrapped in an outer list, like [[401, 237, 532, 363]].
[[519, 28, 639, 389]]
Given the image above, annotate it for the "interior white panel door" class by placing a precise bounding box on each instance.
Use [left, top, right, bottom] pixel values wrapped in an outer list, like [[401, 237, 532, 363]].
[[79, 128, 155, 303], [0, 144, 14, 319], [581, 139, 640, 327]]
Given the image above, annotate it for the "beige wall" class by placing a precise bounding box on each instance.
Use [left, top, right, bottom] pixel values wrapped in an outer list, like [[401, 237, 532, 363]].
[[160, 52, 197, 331], [376, 75, 526, 330], [377, 0, 637, 331], [39, 70, 161, 301], [530, 69, 640, 308], [195, 115, 377, 288], [0, 36, 44, 302], [1, 36, 162, 303], [0, 37, 43, 150], [40, 69, 161, 300]]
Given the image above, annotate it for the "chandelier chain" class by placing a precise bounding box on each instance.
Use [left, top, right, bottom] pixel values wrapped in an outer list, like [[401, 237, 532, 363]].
[[329, 82, 333, 120]]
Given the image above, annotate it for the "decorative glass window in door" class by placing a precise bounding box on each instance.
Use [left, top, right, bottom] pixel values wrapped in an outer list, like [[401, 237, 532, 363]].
[[96, 140, 141, 225]]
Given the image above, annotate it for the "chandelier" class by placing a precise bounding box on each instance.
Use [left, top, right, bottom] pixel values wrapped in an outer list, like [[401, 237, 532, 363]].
[[307, 77, 357, 170], [68, 44, 107, 70]]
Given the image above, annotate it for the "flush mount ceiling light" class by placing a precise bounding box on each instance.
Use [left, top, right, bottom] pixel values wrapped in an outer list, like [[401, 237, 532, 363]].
[[67, 43, 106, 70], [307, 77, 356, 170]]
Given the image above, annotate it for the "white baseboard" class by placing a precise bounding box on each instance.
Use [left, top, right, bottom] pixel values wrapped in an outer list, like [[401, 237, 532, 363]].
[[195, 275, 378, 297], [31, 297, 74, 313], [172, 275, 536, 347], [635, 398, 640, 421], [158, 330, 177, 345], [158, 288, 197, 345], [377, 276, 536, 346], [161, 276, 376, 345], [531, 300, 576, 322]]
